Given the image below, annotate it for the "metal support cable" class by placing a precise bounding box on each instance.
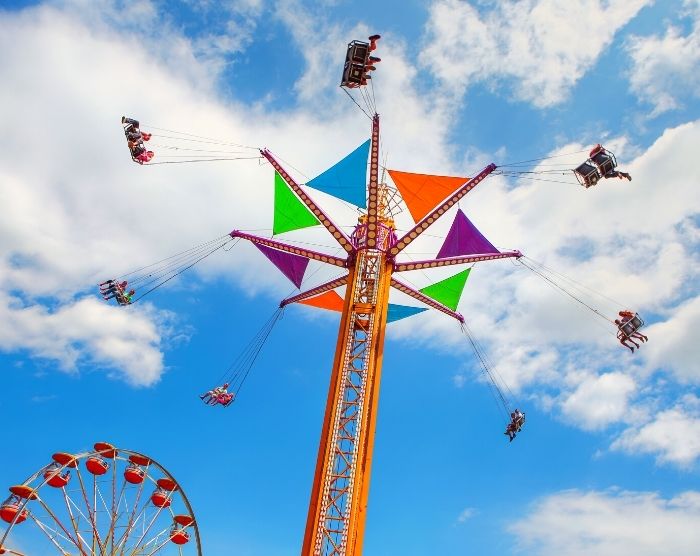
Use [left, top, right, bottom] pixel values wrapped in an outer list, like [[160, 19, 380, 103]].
[[517, 258, 613, 323]]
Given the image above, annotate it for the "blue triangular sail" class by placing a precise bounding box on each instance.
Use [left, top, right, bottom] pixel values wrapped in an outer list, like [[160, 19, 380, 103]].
[[307, 139, 370, 208], [386, 304, 428, 323]]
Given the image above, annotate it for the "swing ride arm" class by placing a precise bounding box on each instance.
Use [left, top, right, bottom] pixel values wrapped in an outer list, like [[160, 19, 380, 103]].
[[389, 163, 497, 256], [280, 275, 349, 307], [260, 149, 355, 254], [390, 277, 465, 323], [230, 230, 348, 268], [393, 250, 522, 272]]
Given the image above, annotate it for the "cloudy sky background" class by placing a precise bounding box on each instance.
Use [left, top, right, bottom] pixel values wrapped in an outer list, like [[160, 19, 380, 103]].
[[0, 0, 699, 554]]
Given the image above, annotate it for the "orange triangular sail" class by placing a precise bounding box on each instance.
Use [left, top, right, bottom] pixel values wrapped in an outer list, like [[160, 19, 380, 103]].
[[388, 170, 469, 223], [298, 290, 344, 312]]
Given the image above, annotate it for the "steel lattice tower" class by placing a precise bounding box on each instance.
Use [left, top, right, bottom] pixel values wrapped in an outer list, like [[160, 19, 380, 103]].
[[232, 113, 513, 555]]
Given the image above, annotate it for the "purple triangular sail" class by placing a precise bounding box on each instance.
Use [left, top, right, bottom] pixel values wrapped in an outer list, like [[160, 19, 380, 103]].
[[255, 244, 310, 288], [436, 209, 499, 259]]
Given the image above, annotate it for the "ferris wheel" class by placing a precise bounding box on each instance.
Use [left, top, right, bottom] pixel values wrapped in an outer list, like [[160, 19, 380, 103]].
[[0, 442, 201, 556]]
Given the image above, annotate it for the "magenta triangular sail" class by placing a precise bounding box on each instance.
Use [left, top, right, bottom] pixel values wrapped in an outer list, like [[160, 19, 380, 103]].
[[255, 244, 310, 288], [436, 209, 499, 259]]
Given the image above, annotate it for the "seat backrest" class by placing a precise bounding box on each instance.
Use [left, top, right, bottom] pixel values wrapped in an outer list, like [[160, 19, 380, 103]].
[[575, 161, 598, 176], [574, 162, 600, 187], [347, 41, 369, 64], [591, 151, 615, 173]]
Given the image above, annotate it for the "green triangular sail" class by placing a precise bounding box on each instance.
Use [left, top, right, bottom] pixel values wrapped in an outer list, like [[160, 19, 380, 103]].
[[419, 269, 471, 311], [273, 171, 320, 235]]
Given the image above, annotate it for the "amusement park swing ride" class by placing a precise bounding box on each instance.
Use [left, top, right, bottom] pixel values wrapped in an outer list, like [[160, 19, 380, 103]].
[[1, 35, 646, 556]]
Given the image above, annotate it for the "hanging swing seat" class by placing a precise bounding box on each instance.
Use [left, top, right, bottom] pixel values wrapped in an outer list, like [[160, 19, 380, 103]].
[[341, 35, 380, 88], [573, 161, 601, 188], [341, 40, 370, 88], [590, 146, 618, 177], [617, 313, 644, 338], [217, 392, 235, 407]]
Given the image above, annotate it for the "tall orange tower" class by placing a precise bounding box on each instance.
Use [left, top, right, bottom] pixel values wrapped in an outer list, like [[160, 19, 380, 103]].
[[230, 110, 510, 554], [230, 38, 519, 556], [299, 115, 392, 556], [287, 115, 505, 555]]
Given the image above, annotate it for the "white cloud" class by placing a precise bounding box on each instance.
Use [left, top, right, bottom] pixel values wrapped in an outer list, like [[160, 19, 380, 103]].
[[0, 294, 167, 387], [456, 507, 477, 522], [642, 296, 700, 383], [421, 0, 650, 107], [452, 372, 467, 388], [627, 1, 700, 115], [191, 0, 266, 65], [510, 489, 700, 556], [612, 402, 700, 467], [561, 372, 636, 430]]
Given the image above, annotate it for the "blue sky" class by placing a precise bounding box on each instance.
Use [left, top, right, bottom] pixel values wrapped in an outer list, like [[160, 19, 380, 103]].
[[0, 1, 699, 555]]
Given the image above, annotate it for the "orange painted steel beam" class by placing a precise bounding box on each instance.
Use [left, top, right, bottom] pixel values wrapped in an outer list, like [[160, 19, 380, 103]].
[[301, 262, 359, 555], [280, 275, 349, 307], [365, 114, 381, 249], [345, 256, 392, 555], [301, 249, 393, 556], [393, 250, 522, 272], [389, 163, 497, 256], [230, 230, 348, 268], [261, 149, 355, 253]]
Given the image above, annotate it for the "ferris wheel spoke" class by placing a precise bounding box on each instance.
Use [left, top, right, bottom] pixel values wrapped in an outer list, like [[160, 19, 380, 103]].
[[115, 500, 157, 555], [143, 526, 175, 556], [114, 487, 155, 555], [74, 465, 106, 556], [36, 497, 89, 555], [93, 474, 111, 553], [107, 455, 127, 552], [94, 476, 122, 553], [31, 505, 88, 556], [95, 478, 114, 517], [29, 514, 75, 553], [127, 501, 170, 553], [106, 480, 127, 551], [64, 490, 93, 533], [114, 473, 148, 556], [61, 487, 91, 553]]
